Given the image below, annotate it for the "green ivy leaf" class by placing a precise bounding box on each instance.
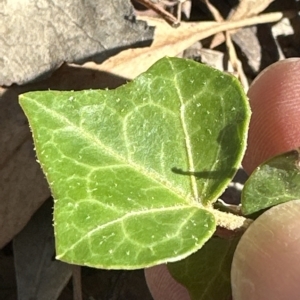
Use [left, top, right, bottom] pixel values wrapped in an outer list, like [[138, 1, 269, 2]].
[[242, 150, 300, 215], [19, 57, 250, 269], [168, 236, 240, 300]]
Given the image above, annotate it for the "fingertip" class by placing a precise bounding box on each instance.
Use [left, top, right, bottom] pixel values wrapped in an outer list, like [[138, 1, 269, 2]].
[[231, 200, 300, 300], [243, 58, 300, 174]]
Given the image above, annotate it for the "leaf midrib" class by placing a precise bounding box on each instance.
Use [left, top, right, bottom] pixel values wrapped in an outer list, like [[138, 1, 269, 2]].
[[169, 60, 199, 202], [25, 96, 190, 201]]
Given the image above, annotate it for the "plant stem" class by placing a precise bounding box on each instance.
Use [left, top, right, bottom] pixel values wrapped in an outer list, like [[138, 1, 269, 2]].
[[72, 265, 82, 300], [135, 0, 180, 27], [209, 208, 253, 231]]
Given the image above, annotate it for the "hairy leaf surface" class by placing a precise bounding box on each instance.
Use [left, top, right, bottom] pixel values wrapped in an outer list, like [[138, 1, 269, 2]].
[[242, 150, 300, 215], [20, 57, 249, 268]]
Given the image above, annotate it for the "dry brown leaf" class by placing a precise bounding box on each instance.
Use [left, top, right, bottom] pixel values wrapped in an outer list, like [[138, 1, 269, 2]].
[[204, 0, 248, 88], [210, 0, 275, 48], [196, 48, 235, 72], [0, 88, 50, 248], [181, 0, 192, 20], [135, 0, 180, 27], [204, 0, 225, 49], [204, 0, 223, 22], [209, 32, 225, 49], [83, 12, 284, 79], [229, 0, 275, 21], [222, 0, 275, 83], [0, 0, 154, 86], [204, 0, 226, 53], [225, 31, 249, 91]]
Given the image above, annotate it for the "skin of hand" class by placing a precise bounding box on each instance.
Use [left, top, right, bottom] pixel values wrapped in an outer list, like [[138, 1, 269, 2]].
[[144, 58, 300, 300]]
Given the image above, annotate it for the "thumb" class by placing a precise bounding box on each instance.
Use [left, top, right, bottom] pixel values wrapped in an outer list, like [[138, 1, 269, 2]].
[[232, 58, 300, 299], [231, 200, 300, 300], [242, 58, 300, 174]]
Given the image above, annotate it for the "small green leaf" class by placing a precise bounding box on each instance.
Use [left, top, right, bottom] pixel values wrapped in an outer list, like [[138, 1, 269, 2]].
[[242, 150, 300, 215], [19, 57, 249, 269], [168, 236, 240, 300]]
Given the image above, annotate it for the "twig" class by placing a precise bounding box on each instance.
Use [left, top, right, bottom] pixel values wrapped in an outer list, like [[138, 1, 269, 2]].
[[135, 0, 180, 27], [203, 0, 249, 90], [225, 31, 249, 91], [204, 0, 223, 22], [72, 265, 82, 300], [98, 11, 294, 80], [226, 10, 296, 29]]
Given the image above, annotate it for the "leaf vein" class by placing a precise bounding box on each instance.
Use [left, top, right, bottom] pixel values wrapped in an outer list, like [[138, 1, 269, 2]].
[[30, 98, 187, 199], [168, 60, 199, 202], [57, 204, 198, 258]]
